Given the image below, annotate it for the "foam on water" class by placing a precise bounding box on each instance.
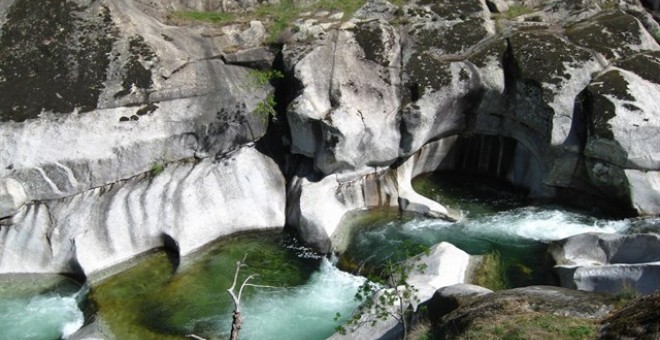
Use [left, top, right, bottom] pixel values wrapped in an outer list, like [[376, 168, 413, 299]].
[[402, 207, 630, 242], [0, 293, 84, 339], [238, 258, 366, 340]]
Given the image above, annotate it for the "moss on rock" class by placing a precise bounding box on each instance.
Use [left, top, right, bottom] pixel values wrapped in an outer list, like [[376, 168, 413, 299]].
[[114, 35, 156, 98], [0, 0, 118, 122], [585, 70, 634, 140], [404, 51, 451, 98], [567, 11, 645, 61], [616, 51, 660, 86], [508, 32, 594, 90], [351, 20, 389, 67]]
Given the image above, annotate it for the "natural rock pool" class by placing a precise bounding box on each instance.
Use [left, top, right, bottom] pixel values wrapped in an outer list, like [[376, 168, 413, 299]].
[[0, 172, 635, 340]]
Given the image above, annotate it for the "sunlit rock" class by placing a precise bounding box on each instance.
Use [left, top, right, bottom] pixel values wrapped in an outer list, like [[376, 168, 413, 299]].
[[551, 232, 660, 295], [0, 146, 285, 276]]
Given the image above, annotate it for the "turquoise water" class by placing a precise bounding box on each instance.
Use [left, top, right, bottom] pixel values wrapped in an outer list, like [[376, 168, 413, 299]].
[[0, 172, 636, 339], [338, 172, 630, 288], [0, 275, 84, 340], [90, 231, 364, 340]]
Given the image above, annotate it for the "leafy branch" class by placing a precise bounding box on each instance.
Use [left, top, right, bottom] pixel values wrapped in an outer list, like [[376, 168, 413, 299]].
[[335, 241, 430, 339]]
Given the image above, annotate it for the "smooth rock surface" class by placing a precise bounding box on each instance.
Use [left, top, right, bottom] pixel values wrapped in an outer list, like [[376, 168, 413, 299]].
[[551, 232, 660, 294], [0, 146, 285, 276]]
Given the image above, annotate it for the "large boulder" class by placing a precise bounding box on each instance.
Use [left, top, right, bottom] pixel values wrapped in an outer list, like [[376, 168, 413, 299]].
[[435, 285, 617, 339], [550, 232, 660, 295], [286, 17, 403, 178], [288, 138, 460, 253], [330, 242, 483, 340]]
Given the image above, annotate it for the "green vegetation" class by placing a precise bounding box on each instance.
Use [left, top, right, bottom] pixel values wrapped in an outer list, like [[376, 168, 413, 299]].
[[614, 282, 639, 305], [246, 69, 284, 120], [652, 28, 660, 43], [462, 313, 598, 340], [336, 241, 429, 339], [170, 10, 233, 24], [150, 162, 165, 176], [170, 0, 368, 43], [494, 4, 535, 19]]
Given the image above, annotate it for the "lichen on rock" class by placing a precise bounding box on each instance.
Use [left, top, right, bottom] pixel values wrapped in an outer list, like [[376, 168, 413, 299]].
[[0, 0, 118, 122]]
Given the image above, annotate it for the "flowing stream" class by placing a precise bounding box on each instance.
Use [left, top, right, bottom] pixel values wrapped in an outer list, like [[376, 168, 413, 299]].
[[0, 275, 84, 340], [88, 232, 364, 340], [339, 172, 630, 288], [0, 172, 641, 340]]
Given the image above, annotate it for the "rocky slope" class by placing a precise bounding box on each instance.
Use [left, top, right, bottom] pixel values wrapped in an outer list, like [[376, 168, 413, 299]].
[[1, 0, 659, 280]]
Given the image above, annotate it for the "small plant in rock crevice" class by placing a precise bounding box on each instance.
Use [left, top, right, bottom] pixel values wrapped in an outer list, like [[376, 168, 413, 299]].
[[246, 69, 284, 121], [150, 162, 165, 176]]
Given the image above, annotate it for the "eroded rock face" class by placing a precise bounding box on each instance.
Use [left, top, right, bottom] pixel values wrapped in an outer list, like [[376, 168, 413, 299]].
[[284, 0, 660, 222], [0, 0, 279, 274], [0, 145, 285, 277], [286, 18, 403, 178], [288, 138, 460, 253], [550, 233, 660, 295]]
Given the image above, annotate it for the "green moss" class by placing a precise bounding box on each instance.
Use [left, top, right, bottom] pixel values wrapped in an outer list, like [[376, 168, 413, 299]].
[[469, 39, 507, 68], [418, 0, 483, 20], [150, 162, 165, 176], [170, 10, 233, 24], [170, 0, 367, 44], [404, 51, 451, 95], [472, 251, 507, 291], [0, 0, 118, 122], [509, 32, 593, 89], [499, 4, 535, 19]]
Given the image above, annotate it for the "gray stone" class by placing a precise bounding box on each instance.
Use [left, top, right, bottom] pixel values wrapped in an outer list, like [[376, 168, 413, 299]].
[[221, 47, 277, 70], [551, 233, 660, 295], [287, 18, 403, 178], [289, 139, 461, 254], [426, 283, 493, 321]]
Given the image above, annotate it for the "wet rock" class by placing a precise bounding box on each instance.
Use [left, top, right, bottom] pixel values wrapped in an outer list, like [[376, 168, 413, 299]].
[[288, 139, 460, 254]]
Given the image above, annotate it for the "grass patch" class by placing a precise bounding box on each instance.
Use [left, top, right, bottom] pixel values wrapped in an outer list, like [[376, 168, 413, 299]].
[[463, 313, 598, 340], [493, 4, 535, 20], [170, 10, 234, 24], [170, 0, 368, 44]]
